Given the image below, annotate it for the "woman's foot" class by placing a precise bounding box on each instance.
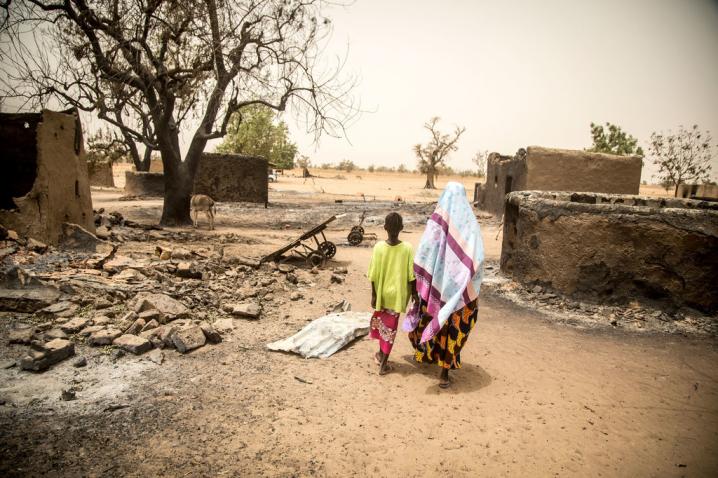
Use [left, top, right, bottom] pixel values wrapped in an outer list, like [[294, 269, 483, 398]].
[[439, 368, 450, 388]]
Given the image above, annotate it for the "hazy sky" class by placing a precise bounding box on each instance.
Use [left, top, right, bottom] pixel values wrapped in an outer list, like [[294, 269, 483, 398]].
[[274, 0, 718, 181]]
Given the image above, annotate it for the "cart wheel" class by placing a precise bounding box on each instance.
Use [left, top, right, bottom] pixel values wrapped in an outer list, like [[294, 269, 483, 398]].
[[347, 230, 363, 246], [350, 225, 365, 235], [307, 251, 326, 267], [320, 241, 337, 258]]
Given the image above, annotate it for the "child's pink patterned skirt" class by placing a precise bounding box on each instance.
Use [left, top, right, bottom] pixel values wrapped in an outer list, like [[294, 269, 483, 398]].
[[369, 309, 400, 355]]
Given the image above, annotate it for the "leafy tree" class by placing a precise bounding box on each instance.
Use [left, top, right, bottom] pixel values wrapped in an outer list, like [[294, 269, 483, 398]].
[[396, 163, 407, 173], [648, 125, 713, 197], [337, 159, 356, 172], [472, 150, 488, 178], [216, 104, 297, 169], [85, 128, 128, 167], [414, 117, 465, 189], [1, 1, 356, 225], [588, 122, 644, 156]]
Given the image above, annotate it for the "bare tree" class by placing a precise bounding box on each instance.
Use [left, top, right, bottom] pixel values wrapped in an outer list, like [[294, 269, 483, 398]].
[[472, 150, 488, 178], [649, 125, 713, 197], [414, 117, 465, 189], [1, 0, 357, 225]]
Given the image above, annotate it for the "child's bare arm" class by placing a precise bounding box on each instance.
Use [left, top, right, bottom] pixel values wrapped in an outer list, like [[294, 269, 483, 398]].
[[409, 280, 419, 303], [371, 282, 377, 309]]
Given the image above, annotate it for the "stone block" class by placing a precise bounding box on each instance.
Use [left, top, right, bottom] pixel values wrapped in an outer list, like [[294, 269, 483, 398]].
[[230, 302, 260, 319], [88, 328, 122, 346], [171, 326, 206, 353], [113, 334, 153, 355]]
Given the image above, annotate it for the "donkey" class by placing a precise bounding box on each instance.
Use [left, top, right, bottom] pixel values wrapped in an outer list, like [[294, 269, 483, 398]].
[[190, 194, 216, 230]]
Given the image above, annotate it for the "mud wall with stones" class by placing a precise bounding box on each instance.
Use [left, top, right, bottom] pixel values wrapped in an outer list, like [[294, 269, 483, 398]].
[[194, 153, 268, 203], [124, 171, 165, 196], [476, 147, 642, 216], [0, 110, 95, 244], [88, 161, 115, 187], [677, 183, 718, 201], [500, 191, 718, 313]]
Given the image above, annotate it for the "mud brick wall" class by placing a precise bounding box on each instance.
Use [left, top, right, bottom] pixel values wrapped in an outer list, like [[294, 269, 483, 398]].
[[194, 153, 268, 203], [0, 110, 95, 244], [500, 191, 718, 313], [88, 161, 115, 187], [476, 147, 642, 216], [124, 171, 165, 196]]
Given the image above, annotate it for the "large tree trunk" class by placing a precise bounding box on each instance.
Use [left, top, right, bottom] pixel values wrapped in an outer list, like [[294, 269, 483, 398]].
[[160, 160, 193, 226], [159, 127, 194, 226]]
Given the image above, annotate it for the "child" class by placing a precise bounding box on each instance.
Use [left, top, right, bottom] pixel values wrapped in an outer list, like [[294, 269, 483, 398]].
[[367, 212, 418, 375]]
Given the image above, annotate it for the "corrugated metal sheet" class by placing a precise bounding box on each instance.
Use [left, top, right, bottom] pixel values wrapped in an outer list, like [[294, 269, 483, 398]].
[[266, 311, 371, 359]]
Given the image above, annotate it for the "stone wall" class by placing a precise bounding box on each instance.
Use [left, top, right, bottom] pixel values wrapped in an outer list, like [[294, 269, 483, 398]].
[[0, 110, 95, 244], [124, 171, 165, 196], [476, 146, 643, 216], [194, 153, 268, 203], [88, 160, 115, 187], [500, 191, 718, 313]]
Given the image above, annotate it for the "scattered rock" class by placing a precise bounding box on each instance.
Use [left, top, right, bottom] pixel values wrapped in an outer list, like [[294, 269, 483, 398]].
[[113, 334, 153, 355], [0, 359, 16, 369], [95, 226, 111, 240], [125, 318, 146, 335], [60, 389, 76, 401], [8, 327, 35, 345], [160, 250, 172, 260], [330, 274, 345, 284], [141, 319, 160, 332], [59, 223, 105, 251], [19, 339, 75, 372], [37, 301, 78, 319], [88, 328, 122, 346], [0, 287, 62, 313], [79, 325, 105, 337], [117, 311, 138, 331], [532, 285, 543, 294], [230, 303, 261, 319], [147, 349, 164, 365], [44, 328, 68, 340], [73, 356, 88, 368], [27, 238, 48, 253], [278, 264, 296, 273], [171, 326, 206, 353], [199, 322, 222, 344], [286, 273, 299, 284], [333, 267, 348, 275], [290, 292, 302, 301], [171, 248, 193, 260], [92, 315, 112, 326], [132, 292, 190, 323], [59, 317, 91, 334], [94, 297, 113, 309], [213, 318, 235, 333]]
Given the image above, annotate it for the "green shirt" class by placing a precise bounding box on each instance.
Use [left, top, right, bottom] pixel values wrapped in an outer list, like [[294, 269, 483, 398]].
[[367, 241, 415, 312]]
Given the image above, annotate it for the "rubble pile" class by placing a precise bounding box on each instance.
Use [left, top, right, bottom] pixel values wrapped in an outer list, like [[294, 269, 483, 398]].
[[1, 215, 347, 372]]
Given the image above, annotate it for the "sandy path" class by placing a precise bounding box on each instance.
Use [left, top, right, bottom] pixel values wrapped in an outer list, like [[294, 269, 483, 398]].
[[2, 189, 715, 477]]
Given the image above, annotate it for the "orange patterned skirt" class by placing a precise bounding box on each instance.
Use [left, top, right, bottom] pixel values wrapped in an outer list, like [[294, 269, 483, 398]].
[[408, 298, 478, 370]]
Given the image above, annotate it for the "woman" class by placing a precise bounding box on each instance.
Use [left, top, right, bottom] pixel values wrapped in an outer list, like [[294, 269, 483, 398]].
[[404, 182, 484, 388]]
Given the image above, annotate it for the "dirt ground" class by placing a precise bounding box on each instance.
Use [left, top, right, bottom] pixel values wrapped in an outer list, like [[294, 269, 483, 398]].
[[1, 176, 716, 477]]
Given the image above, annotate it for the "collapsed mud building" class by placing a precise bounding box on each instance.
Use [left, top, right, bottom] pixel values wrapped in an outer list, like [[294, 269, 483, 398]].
[[0, 109, 95, 244], [500, 191, 718, 313], [475, 147, 643, 216], [124, 153, 269, 205]]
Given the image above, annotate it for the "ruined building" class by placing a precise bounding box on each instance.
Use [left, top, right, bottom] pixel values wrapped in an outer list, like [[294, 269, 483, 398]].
[[0, 110, 95, 244], [501, 191, 718, 313], [125, 153, 269, 204], [676, 183, 718, 201], [475, 147, 643, 216]]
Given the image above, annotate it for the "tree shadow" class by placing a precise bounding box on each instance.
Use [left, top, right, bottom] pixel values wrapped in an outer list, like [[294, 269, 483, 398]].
[[391, 354, 492, 395]]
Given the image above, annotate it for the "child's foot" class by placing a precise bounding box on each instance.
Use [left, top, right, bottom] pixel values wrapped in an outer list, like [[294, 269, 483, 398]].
[[379, 363, 393, 375], [374, 352, 383, 366]]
